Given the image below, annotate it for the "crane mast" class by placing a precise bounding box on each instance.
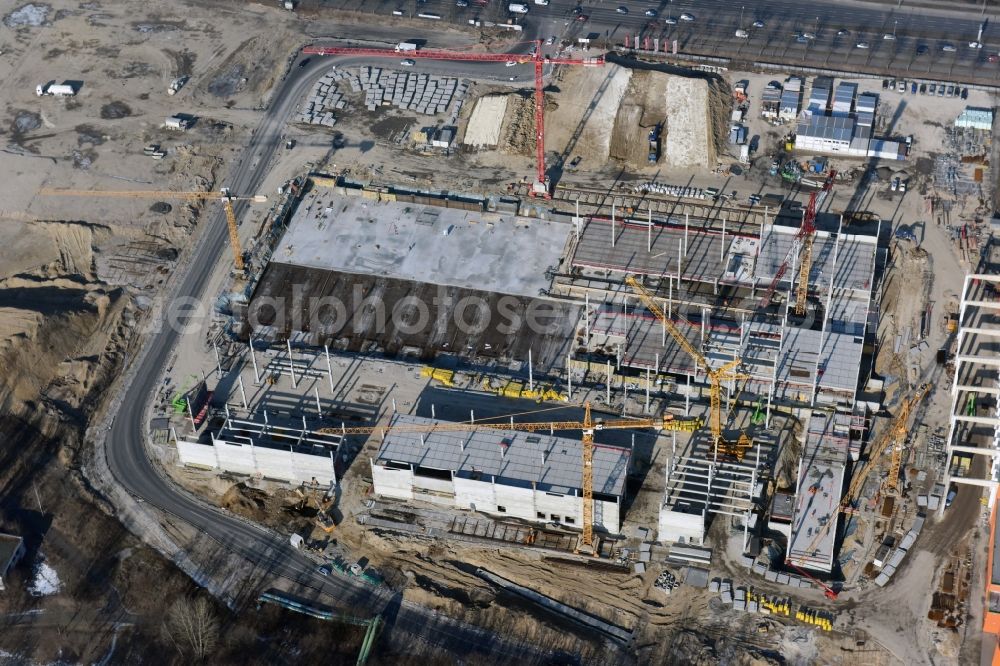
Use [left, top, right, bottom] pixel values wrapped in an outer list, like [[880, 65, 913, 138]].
[[301, 42, 604, 197], [319, 402, 703, 552], [624, 276, 751, 459]]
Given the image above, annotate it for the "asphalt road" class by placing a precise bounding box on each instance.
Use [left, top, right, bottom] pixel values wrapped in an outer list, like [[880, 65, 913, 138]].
[[102, 54, 552, 662], [331, 0, 1000, 83]]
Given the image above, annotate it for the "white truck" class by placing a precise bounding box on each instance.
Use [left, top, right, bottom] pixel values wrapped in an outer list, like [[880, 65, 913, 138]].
[[395, 42, 418, 52], [508, 3, 529, 13], [36, 82, 76, 97]]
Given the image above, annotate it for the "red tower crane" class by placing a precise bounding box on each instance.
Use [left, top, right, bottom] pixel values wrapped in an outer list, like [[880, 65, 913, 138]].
[[756, 170, 836, 311], [302, 41, 604, 197]]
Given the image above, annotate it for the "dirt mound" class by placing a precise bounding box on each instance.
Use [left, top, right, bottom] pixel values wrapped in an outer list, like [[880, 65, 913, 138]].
[[220, 483, 270, 522], [499, 92, 535, 156]]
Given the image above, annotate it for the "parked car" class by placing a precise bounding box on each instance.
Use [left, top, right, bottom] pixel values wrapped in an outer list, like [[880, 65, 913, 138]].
[[801, 32, 816, 40], [937, 84, 945, 96], [882, 79, 890, 89], [961, 87, 969, 99], [753, 20, 765, 28], [916, 44, 929, 55], [856, 41, 870, 49], [919, 83, 927, 94], [796, 35, 809, 43], [942, 43, 957, 52], [911, 81, 917, 94], [664, 16, 678, 24], [645, 8, 658, 17], [837, 28, 850, 36], [946, 84, 955, 96], [680, 12, 695, 21], [897, 80, 906, 92], [929, 83, 936, 94], [400, 59, 415, 66], [616, 6, 628, 14]]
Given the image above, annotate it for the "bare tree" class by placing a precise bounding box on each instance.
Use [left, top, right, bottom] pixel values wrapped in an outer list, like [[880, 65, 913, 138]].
[[162, 596, 220, 661]]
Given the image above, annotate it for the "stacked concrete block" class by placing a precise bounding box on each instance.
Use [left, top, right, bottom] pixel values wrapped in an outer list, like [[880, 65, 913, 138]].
[[294, 67, 344, 126]]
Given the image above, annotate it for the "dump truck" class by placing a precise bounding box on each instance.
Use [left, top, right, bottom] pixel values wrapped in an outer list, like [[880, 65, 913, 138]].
[[648, 124, 661, 164]]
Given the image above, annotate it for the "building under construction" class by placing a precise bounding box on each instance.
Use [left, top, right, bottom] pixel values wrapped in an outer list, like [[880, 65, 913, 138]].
[[370, 414, 630, 532], [559, 209, 883, 412]]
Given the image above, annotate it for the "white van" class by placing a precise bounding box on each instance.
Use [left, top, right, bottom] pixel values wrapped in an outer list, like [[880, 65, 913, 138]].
[[509, 3, 529, 13]]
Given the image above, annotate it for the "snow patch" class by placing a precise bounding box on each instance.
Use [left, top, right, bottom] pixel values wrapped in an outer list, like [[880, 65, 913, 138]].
[[28, 560, 61, 596]]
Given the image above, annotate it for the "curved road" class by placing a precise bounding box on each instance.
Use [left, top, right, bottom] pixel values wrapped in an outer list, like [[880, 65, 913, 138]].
[[104, 52, 552, 662]]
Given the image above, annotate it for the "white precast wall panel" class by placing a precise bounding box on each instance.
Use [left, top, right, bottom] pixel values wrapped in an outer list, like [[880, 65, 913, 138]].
[[453, 476, 498, 513], [175, 440, 336, 485], [214, 441, 258, 476], [411, 474, 456, 506], [255, 445, 296, 481], [533, 489, 580, 523], [371, 464, 414, 501], [658, 509, 706, 544], [493, 483, 537, 521], [177, 440, 217, 469], [290, 450, 336, 485]]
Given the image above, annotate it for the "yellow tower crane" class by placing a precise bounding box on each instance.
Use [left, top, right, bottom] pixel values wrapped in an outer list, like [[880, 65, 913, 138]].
[[319, 404, 703, 552], [794, 382, 931, 570], [37, 187, 267, 272], [625, 276, 752, 460]]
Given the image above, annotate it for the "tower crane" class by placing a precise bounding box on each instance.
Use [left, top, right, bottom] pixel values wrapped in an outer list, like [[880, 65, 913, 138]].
[[38, 188, 268, 272], [318, 404, 703, 552], [756, 170, 836, 312], [789, 382, 930, 585], [625, 276, 752, 460], [301, 41, 604, 197]]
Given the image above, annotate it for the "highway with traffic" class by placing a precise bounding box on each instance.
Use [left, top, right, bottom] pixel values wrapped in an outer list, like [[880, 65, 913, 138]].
[[328, 0, 1000, 84], [102, 53, 551, 662]]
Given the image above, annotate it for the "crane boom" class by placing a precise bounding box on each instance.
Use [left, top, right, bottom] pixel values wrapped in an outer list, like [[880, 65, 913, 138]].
[[300, 42, 604, 197], [757, 170, 835, 312], [320, 403, 703, 552], [793, 171, 836, 315], [796, 383, 930, 567], [625, 276, 751, 458], [624, 276, 709, 370], [318, 411, 703, 437]]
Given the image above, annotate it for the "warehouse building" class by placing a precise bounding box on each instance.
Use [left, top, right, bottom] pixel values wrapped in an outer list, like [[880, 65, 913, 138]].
[[175, 412, 342, 485], [371, 414, 630, 532]]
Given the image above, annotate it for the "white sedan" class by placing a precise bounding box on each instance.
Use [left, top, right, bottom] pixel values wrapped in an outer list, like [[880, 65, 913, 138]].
[[680, 13, 695, 21]]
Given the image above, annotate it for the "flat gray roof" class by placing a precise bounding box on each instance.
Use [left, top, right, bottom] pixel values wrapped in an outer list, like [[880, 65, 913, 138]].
[[778, 327, 864, 394], [787, 412, 849, 572], [375, 414, 630, 497], [796, 114, 855, 142], [274, 190, 570, 299]]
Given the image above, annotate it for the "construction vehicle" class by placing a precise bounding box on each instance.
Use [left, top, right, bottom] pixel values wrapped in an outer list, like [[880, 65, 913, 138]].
[[302, 40, 604, 197], [625, 275, 752, 460], [38, 187, 267, 272], [648, 123, 661, 164], [317, 403, 702, 551]]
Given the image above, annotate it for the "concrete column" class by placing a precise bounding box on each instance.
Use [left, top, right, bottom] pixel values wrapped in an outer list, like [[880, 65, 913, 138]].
[[248, 340, 260, 384], [646, 366, 651, 413], [567, 352, 573, 399], [611, 202, 616, 248], [528, 348, 534, 392], [606, 360, 612, 404], [287, 339, 297, 388], [213, 342, 223, 379], [238, 374, 248, 410], [314, 386, 322, 418], [325, 344, 335, 393]]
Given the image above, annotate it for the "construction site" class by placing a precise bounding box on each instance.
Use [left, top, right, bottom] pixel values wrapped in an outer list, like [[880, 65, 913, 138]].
[[143, 35, 1000, 666], [2, 1, 999, 663]]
